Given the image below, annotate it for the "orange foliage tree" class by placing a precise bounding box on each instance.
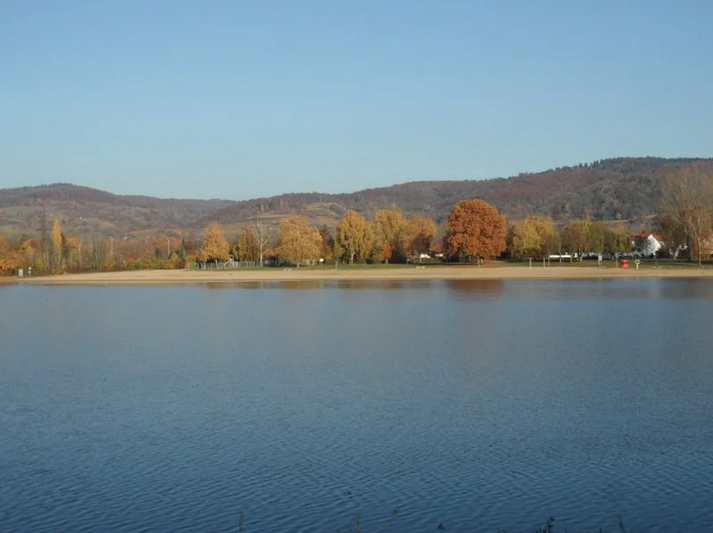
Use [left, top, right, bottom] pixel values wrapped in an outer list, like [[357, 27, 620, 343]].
[[0, 237, 23, 275], [444, 199, 507, 262], [380, 241, 392, 263]]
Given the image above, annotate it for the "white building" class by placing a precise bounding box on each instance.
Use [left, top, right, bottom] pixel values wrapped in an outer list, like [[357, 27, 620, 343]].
[[632, 233, 663, 257]]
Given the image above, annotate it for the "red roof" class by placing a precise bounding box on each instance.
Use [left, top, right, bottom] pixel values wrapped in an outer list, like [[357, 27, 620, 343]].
[[631, 231, 663, 241]]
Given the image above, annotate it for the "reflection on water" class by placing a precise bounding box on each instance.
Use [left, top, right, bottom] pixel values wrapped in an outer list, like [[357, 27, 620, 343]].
[[203, 280, 328, 290], [1, 279, 713, 533], [204, 280, 438, 290], [332, 279, 434, 290], [444, 278, 505, 299]]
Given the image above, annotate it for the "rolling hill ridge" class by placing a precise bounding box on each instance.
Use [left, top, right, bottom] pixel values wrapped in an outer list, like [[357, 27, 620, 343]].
[[1, 157, 711, 239]]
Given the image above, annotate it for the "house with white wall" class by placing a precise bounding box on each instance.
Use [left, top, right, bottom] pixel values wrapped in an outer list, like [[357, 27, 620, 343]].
[[632, 232, 663, 257]]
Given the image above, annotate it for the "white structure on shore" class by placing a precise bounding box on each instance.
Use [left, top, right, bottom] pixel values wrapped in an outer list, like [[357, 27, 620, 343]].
[[633, 232, 663, 257]]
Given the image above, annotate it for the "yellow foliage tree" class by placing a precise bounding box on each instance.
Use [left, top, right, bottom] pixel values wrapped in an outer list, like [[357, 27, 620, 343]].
[[403, 215, 437, 261], [561, 219, 591, 260], [51, 218, 63, 273], [335, 210, 374, 264], [508, 218, 543, 259], [64, 236, 81, 271], [237, 227, 260, 262], [18, 239, 37, 267], [277, 216, 322, 266], [373, 206, 406, 258], [528, 215, 559, 257], [197, 222, 231, 264]]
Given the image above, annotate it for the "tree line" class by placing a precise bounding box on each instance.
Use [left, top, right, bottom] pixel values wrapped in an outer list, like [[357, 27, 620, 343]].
[[190, 199, 504, 267], [1, 165, 711, 275], [191, 199, 634, 267], [0, 209, 194, 276]]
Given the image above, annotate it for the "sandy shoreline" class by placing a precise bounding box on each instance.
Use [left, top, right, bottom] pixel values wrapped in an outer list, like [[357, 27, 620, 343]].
[[8, 265, 713, 285]]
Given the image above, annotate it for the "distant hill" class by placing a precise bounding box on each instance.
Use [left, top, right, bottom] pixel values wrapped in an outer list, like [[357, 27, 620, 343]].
[[0, 183, 234, 239], [1, 157, 711, 239], [205, 157, 713, 227]]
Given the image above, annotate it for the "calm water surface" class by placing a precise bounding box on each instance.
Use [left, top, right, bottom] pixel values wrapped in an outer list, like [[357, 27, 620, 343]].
[[1, 279, 712, 532]]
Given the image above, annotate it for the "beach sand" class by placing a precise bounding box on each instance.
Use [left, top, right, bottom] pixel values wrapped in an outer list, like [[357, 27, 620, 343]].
[[12, 264, 713, 285]]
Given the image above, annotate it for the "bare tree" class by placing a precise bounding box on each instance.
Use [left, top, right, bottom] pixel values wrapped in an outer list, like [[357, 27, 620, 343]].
[[250, 221, 273, 267], [659, 166, 713, 265], [88, 240, 105, 272]]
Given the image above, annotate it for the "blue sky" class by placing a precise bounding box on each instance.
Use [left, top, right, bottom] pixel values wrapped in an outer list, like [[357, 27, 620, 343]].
[[1, 0, 712, 200]]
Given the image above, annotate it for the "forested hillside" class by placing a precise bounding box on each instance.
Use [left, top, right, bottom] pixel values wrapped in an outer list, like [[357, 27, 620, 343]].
[[1, 157, 711, 239], [207, 157, 713, 227], [0, 184, 234, 238]]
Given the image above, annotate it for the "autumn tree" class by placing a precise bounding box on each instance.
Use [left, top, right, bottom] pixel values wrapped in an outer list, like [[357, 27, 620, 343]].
[[560, 219, 591, 260], [443, 199, 507, 262], [277, 216, 322, 266], [197, 221, 231, 264], [0, 236, 9, 272], [18, 239, 38, 271], [509, 215, 562, 260], [0, 237, 23, 275], [318, 225, 334, 260], [403, 215, 436, 262], [603, 228, 631, 255], [529, 215, 559, 257], [236, 227, 260, 262], [658, 165, 713, 265], [63, 236, 80, 272], [508, 219, 541, 259], [38, 206, 49, 271], [51, 218, 63, 273], [335, 210, 374, 263], [588, 222, 606, 253], [380, 241, 392, 263], [373, 206, 406, 260]]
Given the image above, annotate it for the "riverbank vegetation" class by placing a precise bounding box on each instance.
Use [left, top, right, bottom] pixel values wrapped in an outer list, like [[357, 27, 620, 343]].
[[2, 165, 711, 277]]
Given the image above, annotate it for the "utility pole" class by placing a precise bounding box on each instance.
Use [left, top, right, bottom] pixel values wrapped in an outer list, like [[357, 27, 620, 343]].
[[109, 237, 114, 256], [167, 237, 171, 258]]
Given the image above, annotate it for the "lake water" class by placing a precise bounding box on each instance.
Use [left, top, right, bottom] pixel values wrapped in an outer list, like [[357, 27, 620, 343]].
[[1, 279, 712, 533]]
